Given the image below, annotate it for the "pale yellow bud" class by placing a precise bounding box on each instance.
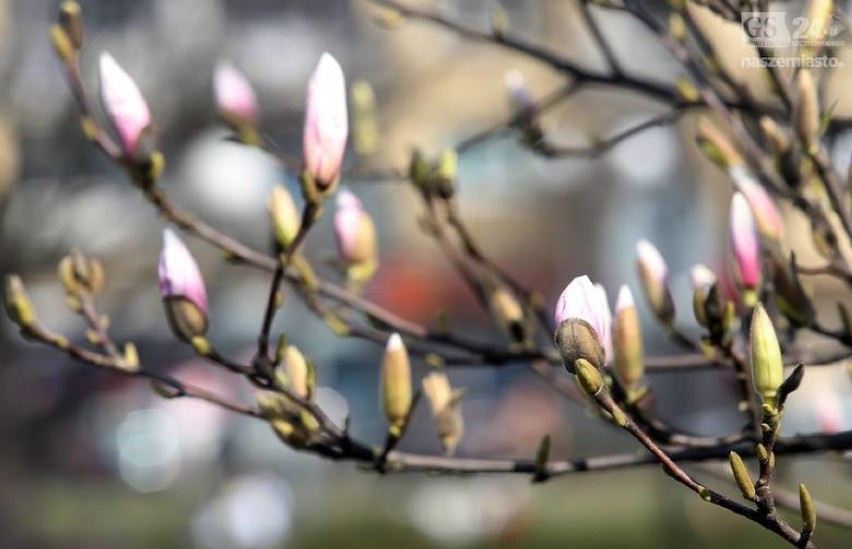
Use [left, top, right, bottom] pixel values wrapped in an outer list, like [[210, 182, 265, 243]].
[[696, 117, 744, 168], [381, 333, 412, 431], [4, 274, 36, 327], [268, 185, 300, 250], [423, 372, 464, 455], [749, 303, 784, 403], [795, 70, 820, 154], [614, 286, 644, 389], [283, 345, 309, 399]]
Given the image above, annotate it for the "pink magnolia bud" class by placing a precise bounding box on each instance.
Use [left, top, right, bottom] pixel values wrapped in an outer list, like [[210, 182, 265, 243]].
[[554, 275, 613, 364], [334, 190, 376, 265], [636, 239, 675, 323], [689, 264, 717, 291], [303, 53, 348, 191], [99, 53, 152, 158], [214, 61, 258, 127], [159, 229, 208, 316], [730, 193, 762, 290], [731, 167, 784, 243]]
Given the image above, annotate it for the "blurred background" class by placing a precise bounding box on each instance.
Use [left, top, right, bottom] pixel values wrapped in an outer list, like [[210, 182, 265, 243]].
[[1, 0, 852, 547]]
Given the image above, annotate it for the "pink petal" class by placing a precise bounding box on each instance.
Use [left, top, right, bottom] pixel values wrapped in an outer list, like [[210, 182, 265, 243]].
[[303, 53, 348, 188], [214, 61, 258, 126], [730, 193, 761, 289], [159, 228, 208, 314], [99, 53, 151, 157]]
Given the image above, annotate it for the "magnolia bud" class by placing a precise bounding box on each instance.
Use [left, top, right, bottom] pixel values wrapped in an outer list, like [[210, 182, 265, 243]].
[[614, 285, 644, 390], [555, 319, 605, 373], [795, 70, 820, 154], [696, 117, 744, 168], [303, 53, 348, 193], [730, 193, 762, 292], [268, 185, 300, 251], [690, 264, 716, 328], [728, 451, 756, 501], [423, 372, 464, 455], [750, 303, 783, 403], [554, 275, 611, 368], [4, 274, 36, 327], [799, 483, 817, 535], [58, 250, 104, 297], [283, 345, 309, 399], [759, 116, 791, 155], [802, 0, 834, 58], [488, 286, 525, 343], [98, 53, 153, 159], [505, 70, 535, 118], [59, 1, 84, 50], [351, 80, 380, 156], [334, 190, 378, 279], [574, 357, 604, 396], [730, 167, 785, 245], [635, 239, 675, 324], [159, 229, 209, 342], [214, 61, 259, 131], [381, 333, 412, 432]]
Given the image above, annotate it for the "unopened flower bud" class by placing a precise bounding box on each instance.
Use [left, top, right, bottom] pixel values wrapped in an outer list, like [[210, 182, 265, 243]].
[[159, 229, 208, 342], [696, 117, 744, 168], [303, 53, 348, 193], [268, 185, 300, 251], [554, 275, 611, 368], [730, 193, 762, 291], [799, 483, 817, 535], [409, 149, 430, 189], [614, 285, 644, 390], [488, 286, 525, 343], [214, 61, 259, 131], [795, 70, 820, 154], [636, 239, 675, 324], [283, 345, 309, 399], [99, 53, 153, 159], [574, 357, 604, 396], [759, 116, 791, 155], [505, 70, 535, 118], [423, 372, 464, 455], [689, 264, 717, 328], [4, 274, 36, 327], [59, 2, 84, 47], [334, 190, 377, 278], [728, 451, 756, 501], [381, 333, 412, 432], [771, 253, 815, 327], [730, 167, 784, 245], [750, 303, 783, 403]]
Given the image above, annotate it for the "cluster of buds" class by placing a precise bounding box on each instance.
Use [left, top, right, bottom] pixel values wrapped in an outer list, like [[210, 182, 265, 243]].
[[257, 340, 319, 449], [214, 61, 260, 145], [334, 190, 378, 283], [409, 148, 458, 200], [58, 249, 104, 309], [158, 229, 209, 348], [422, 372, 465, 455]]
